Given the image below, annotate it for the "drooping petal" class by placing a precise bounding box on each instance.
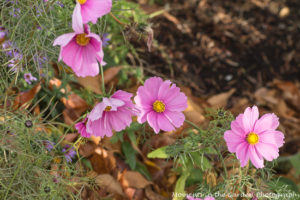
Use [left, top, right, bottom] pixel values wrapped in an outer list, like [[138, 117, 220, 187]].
[[75, 44, 99, 77], [109, 109, 132, 132], [255, 142, 279, 161], [89, 34, 102, 52], [157, 114, 175, 132], [249, 145, 264, 168], [61, 40, 84, 72], [81, 0, 112, 24], [72, 3, 84, 33], [254, 113, 279, 134], [242, 106, 259, 134], [224, 130, 245, 153], [259, 130, 284, 147], [88, 102, 106, 121], [147, 111, 160, 133], [53, 33, 76, 47], [164, 110, 185, 128], [112, 90, 133, 102]]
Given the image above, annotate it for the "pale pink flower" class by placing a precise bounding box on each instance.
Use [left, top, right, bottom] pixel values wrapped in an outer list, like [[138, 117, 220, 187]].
[[24, 73, 37, 84], [224, 106, 285, 168], [74, 0, 112, 24], [53, 9, 105, 77], [75, 117, 91, 138], [134, 77, 187, 134], [86, 90, 137, 138]]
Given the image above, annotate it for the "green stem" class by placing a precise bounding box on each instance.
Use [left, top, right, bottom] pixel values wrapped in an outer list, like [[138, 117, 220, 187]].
[[215, 144, 228, 179], [4, 163, 21, 199], [184, 119, 201, 131], [100, 64, 105, 95]]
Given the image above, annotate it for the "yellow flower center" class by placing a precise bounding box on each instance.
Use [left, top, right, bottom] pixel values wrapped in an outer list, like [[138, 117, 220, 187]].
[[247, 132, 259, 145], [104, 106, 112, 112], [152, 100, 165, 113], [76, 33, 90, 46], [77, 0, 87, 5]]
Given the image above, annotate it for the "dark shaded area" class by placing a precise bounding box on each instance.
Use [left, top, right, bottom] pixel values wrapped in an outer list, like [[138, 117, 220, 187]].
[[137, 0, 300, 96]]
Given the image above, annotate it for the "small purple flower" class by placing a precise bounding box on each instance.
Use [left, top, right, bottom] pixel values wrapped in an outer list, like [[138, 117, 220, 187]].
[[102, 33, 110, 47], [24, 73, 37, 84], [62, 145, 76, 163], [0, 28, 6, 41], [44, 140, 55, 151]]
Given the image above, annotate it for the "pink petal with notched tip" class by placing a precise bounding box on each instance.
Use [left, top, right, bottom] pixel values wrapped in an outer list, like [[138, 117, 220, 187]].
[[164, 110, 185, 128], [254, 113, 279, 134], [157, 114, 175, 132], [224, 130, 245, 153], [242, 106, 259, 134], [147, 111, 160, 134], [81, 0, 112, 24], [259, 130, 284, 148], [72, 3, 84, 33], [249, 145, 264, 168]]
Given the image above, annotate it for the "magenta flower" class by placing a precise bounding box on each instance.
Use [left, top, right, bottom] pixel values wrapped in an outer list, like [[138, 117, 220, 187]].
[[134, 77, 187, 134], [53, 9, 105, 77], [24, 73, 37, 84], [224, 106, 285, 168], [186, 196, 215, 200], [74, 0, 112, 24], [86, 90, 138, 138], [75, 117, 91, 138]]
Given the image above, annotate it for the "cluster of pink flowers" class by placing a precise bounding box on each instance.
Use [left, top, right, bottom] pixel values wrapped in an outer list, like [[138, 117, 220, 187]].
[[53, 0, 112, 77], [75, 77, 188, 138]]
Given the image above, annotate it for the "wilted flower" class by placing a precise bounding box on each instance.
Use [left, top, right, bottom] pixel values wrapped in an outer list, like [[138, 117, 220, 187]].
[[134, 77, 187, 134], [87, 90, 138, 138], [24, 73, 37, 84], [224, 106, 285, 168], [62, 145, 76, 163], [53, 10, 105, 77], [73, 0, 112, 24], [75, 117, 91, 138]]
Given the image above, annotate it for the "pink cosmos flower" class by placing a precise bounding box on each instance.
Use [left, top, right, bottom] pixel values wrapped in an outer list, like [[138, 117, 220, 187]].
[[186, 195, 215, 200], [224, 106, 285, 168], [86, 90, 138, 138], [134, 77, 187, 134], [53, 8, 105, 77], [75, 117, 91, 138], [74, 0, 112, 24]]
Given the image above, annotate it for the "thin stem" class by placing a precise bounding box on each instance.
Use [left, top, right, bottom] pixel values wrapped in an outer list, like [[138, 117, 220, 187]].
[[109, 12, 126, 26], [184, 119, 201, 131], [215, 144, 228, 179], [100, 64, 105, 95]]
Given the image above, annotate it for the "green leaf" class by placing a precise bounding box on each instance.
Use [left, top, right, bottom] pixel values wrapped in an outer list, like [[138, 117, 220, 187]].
[[174, 172, 190, 200], [122, 141, 136, 169], [81, 158, 93, 170], [290, 153, 300, 176], [147, 146, 170, 159], [136, 161, 151, 180]]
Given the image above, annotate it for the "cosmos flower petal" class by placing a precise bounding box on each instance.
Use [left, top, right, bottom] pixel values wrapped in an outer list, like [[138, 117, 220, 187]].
[[88, 102, 106, 121], [224, 130, 244, 153], [164, 110, 185, 128], [236, 142, 250, 167], [242, 106, 259, 134], [147, 111, 160, 134], [53, 33, 76, 47], [259, 130, 285, 147], [72, 3, 84, 33], [81, 0, 112, 24], [144, 77, 163, 100], [254, 113, 279, 134], [231, 114, 245, 136], [255, 142, 279, 161], [157, 114, 175, 132], [249, 145, 264, 168]]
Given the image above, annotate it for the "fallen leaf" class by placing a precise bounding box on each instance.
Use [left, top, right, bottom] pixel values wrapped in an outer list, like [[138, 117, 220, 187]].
[[89, 147, 116, 174], [95, 174, 124, 196], [13, 82, 41, 109], [79, 141, 96, 158], [121, 171, 152, 189], [207, 88, 236, 108]]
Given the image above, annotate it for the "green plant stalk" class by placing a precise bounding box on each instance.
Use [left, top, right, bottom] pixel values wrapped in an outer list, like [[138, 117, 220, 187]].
[[100, 64, 105, 95], [215, 144, 228, 179], [184, 119, 201, 132], [4, 163, 21, 199]]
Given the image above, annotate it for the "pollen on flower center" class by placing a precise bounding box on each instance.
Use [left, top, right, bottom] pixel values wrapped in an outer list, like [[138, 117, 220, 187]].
[[152, 100, 165, 113], [77, 0, 87, 5], [104, 106, 112, 112], [76, 33, 90, 46], [247, 132, 259, 145]]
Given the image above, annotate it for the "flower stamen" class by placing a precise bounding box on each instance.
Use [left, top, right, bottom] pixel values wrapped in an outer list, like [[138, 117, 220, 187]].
[[104, 106, 112, 112], [77, 0, 87, 5], [76, 33, 90, 46], [247, 132, 259, 145], [153, 100, 165, 113]]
